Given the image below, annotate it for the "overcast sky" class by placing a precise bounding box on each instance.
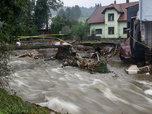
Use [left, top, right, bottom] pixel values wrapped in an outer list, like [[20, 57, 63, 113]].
[[62, 0, 138, 8]]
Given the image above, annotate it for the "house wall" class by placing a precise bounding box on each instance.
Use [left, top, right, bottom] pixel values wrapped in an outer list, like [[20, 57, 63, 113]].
[[138, 0, 152, 21], [89, 9, 128, 39], [105, 9, 121, 38], [118, 22, 127, 38], [144, 21, 152, 48], [90, 23, 105, 38]]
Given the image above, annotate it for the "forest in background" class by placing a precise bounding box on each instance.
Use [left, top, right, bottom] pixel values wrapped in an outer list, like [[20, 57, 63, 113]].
[[50, 6, 96, 18]]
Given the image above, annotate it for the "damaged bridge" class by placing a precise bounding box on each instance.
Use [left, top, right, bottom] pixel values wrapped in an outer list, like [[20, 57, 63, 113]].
[[9, 35, 72, 60]]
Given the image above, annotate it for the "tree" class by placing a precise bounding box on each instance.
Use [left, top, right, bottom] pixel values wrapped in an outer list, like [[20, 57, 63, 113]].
[[58, 8, 67, 18], [34, 0, 49, 29], [66, 7, 71, 19], [34, 0, 63, 29], [75, 5, 81, 19], [71, 22, 89, 41], [48, 0, 63, 10], [51, 14, 66, 34], [0, 0, 38, 77], [0, 0, 27, 77]]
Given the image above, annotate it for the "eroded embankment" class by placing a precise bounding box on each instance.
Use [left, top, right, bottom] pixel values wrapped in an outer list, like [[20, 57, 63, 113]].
[[7, 49, 152, 114]]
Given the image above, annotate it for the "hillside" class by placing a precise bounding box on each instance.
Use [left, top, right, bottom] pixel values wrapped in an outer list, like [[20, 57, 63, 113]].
[[50, 6, 96, 18]]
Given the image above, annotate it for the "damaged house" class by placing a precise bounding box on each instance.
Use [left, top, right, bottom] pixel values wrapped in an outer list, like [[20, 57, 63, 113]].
[[120, 0, 152, 63], [88, 0, 138, 41]]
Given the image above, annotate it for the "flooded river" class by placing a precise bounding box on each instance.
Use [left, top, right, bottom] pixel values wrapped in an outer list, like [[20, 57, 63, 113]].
[[8, 52, 152, 114]]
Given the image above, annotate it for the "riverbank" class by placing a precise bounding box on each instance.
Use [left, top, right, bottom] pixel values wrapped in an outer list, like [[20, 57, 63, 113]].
[[2, 45, 152, 114], [0, 89, 59, 114]]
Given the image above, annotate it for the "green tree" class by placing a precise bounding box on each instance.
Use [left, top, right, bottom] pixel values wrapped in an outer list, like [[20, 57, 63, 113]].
[[48, 0, 63, 10], [0, 0, 37, 39], [71, 22, 89, 41], [66, 7, 71, 19], [0, 0, 38, 77], [63, 6, 81, 19], [35, 0, 63, 29], [58, 8, 67, 18], [51, 14, 66, 34], [75, 5, 81, 19], [0, 0, 27, 77], [34, 0, 49, 29], [70, 7, 76, 19]]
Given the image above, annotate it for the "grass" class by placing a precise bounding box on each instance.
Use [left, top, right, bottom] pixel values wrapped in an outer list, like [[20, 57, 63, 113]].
[[0, 89, 58, 114]]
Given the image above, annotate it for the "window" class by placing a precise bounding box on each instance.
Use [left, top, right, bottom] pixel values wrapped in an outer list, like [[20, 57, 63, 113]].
[[123, 28, 127, 34], [96, 29, 102, 34], [108, 27, 114, 34], [108, 13, 114, 21]]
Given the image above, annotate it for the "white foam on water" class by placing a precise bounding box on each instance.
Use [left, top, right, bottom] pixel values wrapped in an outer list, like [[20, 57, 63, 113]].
[[103, 88, 147, 111], [12, 73, 20, 78], [144, 89, 152, 96], [51, 68, 62, 74], [8, 60, 28, 65], [12, 79, 30, 88], [137, 80, 152, 86], [92, 79, 108, 87], [39, 97, 80, 114], [75, 73, 84, 81]]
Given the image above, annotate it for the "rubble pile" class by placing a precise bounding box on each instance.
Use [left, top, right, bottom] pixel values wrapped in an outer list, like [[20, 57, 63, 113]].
[[63, 57, 109, 73], [126, 65, 152, 75], [16, 49, 56, 61]]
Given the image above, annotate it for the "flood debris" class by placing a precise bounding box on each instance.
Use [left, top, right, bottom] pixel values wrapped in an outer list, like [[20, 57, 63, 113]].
[[17, 49, 56, 61], [100, 45, 118, 58], [55, 47, 71, 60], [76, 45, 94, 51], [18, 53, 33, 58], [138, 65, 152, 74], [126, 65, 152, 74], [125, 65, 139, 74], [62, 57, 109, 73]]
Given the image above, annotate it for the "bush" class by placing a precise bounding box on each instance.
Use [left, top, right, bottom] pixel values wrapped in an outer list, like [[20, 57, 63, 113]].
[[93, 62, 109, 73], [0, 42, 11, 77]]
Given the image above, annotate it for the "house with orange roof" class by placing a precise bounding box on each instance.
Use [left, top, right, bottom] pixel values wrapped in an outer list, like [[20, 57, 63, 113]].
[[88, 0, 139, 39]]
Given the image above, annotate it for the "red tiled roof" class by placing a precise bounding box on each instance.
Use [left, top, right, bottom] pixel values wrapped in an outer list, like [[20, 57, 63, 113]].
[[105, 4, 124, 13], [87, 6, 107, 24], [88, 1, 139, 23]]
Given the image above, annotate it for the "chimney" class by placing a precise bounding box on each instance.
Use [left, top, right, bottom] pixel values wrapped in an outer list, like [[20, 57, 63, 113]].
[[126, 0, 129, 3], [114, 0, 116, 4]]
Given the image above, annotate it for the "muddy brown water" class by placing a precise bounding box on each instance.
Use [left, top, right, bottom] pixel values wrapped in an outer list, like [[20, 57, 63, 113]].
[[8, 51, 152, 114]]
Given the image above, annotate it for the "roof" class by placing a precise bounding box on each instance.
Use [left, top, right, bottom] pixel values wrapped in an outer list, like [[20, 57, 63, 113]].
[[88, 1, 139, 24], [87, 6, 107, 24]]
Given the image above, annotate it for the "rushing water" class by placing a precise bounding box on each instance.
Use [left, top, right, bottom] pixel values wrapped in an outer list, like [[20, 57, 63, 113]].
[[8, 54, 152, 114]]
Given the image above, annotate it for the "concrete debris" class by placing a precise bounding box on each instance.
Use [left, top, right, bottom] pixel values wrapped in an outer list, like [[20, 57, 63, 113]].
[[126, 65, 152, 74], [125, 65, 139, 74]]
